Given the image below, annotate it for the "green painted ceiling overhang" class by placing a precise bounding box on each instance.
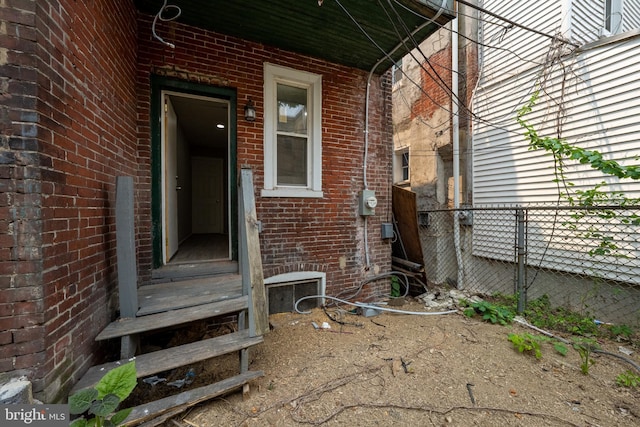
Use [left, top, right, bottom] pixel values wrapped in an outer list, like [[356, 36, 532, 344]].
[[134, 0, 455, 73]]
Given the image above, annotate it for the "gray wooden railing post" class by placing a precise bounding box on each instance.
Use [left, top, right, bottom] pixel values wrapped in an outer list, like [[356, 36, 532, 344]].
[[238, 168, 268, 337], [116, 176, 139, 358]]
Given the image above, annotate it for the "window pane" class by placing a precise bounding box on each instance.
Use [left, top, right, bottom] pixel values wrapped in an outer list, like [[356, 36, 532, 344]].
[[392, 59, 403, 84], [277, 135, 307, 185], [277, 84, 307, 134], [402, 152, 409, 181]]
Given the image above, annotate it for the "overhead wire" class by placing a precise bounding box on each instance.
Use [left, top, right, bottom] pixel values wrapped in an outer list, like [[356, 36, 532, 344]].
[[333, 0, 462, 129], [387, 0, 578, 135], [391, 0, 550, 67], [388, 0, 466, 96], [403, 5, 552, 118], [333, 0, 589, 157], [377, 1, 526, 137], [454, 0, 580, 48], [381, 0, 467, 129], [384, 0, 472, 119], [335, 0, 493, 134]]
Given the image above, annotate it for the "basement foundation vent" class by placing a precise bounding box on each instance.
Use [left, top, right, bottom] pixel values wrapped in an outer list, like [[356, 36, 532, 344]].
[[264, 272, 326, 315]]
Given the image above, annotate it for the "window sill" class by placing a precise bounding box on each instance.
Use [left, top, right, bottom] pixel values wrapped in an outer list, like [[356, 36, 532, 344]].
[[261, 188, 324, 198]]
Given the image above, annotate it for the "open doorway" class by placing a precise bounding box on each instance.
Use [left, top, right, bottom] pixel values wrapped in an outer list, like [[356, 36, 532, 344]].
[[161, 91, 231, 265]]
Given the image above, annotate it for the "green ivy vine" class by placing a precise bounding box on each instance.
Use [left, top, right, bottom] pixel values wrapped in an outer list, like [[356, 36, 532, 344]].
[[517, 90, 640, 257]]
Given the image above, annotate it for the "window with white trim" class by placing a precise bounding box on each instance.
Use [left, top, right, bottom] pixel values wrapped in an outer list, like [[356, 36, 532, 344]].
[[394, 149, 410, 184], [262, 63, 322, 198], [392, 59, 403, 85], [605, 0, 623, 34]]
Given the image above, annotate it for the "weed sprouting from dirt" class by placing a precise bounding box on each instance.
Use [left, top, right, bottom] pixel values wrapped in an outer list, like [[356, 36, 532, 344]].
[[572, 338, 599, 375], [462, 300, 514, 325], [508, 333, 568, 360], [616, 370, 640, 388]]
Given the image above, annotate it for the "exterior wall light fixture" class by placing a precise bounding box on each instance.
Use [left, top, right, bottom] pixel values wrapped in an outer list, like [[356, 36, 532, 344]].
[[244, 98, 256, 122]]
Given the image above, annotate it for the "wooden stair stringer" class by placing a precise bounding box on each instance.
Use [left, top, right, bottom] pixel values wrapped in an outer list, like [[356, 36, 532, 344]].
[[72, 329, 263, 394], [122, 370, 264, 426]]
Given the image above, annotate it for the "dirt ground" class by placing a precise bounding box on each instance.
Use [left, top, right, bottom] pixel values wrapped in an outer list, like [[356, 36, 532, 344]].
[[142, 298, 640, 427]]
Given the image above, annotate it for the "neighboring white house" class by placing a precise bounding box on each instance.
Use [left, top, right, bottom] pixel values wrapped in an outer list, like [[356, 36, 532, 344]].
[[469, 0, 640, 323], [473, 0, 640, 205], [393, 0, 640, 323]]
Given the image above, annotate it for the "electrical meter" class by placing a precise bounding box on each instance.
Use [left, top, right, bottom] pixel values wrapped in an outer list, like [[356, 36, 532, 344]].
[[358, 190, 377, 216]]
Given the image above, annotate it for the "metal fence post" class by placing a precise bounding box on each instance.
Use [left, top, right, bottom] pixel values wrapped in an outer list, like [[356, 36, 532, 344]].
[[516, 208, 526, 314]]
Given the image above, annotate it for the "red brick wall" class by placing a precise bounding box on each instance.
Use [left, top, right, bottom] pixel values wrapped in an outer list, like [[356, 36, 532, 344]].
[[136, 15, 392, 298], [0, 0, 41, 381], [0, 0, 139, 402], [415, 46, 453, 121], [1, 0, 393, 402]]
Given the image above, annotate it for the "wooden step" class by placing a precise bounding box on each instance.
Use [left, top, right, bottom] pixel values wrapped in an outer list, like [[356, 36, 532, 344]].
[[96, 295, 249, 341], [122, 370, 263, 426], [151, 261, 239, 283], [137, 274, 243, 316], [72, 329, 263, 393]]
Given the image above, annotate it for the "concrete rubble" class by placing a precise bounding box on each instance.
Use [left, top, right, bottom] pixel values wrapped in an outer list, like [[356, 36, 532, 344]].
[[0, 374, 34, 404], [417, 288, 483, 311]]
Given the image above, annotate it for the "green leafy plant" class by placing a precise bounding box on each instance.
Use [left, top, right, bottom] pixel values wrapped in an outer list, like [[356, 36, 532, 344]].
[[69, 361, 137, 427], [518, 91, 640, 182], [521, 295, 598, 337], [508, 333, 568, 360], [517, 90, 640, 259], [608, 324, 634, 342], [572, 338, 599, 375], [389, 276, 401, 298], [616, 370, 640, 388], [552, 341, 569, 356], [508, 333, 542, 359], [463, 300, 514, 325]]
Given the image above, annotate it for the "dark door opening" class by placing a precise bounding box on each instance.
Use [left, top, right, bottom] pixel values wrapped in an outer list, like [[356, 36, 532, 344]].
[[162, 92, 231, 265]]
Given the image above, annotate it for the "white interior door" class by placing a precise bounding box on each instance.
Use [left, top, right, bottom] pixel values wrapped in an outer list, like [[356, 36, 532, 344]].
[[192, 157, 224, 234], [164, 96, 179, 262]]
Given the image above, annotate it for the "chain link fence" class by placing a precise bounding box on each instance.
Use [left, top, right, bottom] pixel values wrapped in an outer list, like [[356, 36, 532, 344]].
[[417, 206, 640, 326]]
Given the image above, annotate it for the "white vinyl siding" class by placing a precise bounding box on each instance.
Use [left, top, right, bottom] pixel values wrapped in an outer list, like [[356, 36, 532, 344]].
[[472, 2, 640, 284], [623, 0, 640, 31], [571, 0, 640, 43], [571, 0, 606, 43], [474, 36, 640, 205], [480, 0, 561, 84]]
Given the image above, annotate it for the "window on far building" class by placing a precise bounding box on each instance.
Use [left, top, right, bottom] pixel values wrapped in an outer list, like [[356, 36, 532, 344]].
[[394, 149, 409, 184], [392, 59, 403, 85], [605, 0, 623, 34], [401, 151, 409, 181]]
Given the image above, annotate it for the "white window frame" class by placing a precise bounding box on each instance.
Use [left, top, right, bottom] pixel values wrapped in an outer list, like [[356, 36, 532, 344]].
[[392, 59, 403, 85], [394, 148, 410, 184], [262, 63, 323, 198], [605, 0, 623, 35]]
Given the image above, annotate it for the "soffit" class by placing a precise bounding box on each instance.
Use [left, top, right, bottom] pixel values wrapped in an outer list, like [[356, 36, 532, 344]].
[[134, 0, 454, 73]]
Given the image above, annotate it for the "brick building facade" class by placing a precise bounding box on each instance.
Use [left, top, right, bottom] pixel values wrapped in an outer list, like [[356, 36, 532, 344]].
[[1, 0, 399, 402]]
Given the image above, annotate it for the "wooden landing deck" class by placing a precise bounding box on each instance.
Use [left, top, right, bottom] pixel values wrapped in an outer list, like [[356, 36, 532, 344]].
[[137, 273, 243, 316], [151, 260, 239, 283]]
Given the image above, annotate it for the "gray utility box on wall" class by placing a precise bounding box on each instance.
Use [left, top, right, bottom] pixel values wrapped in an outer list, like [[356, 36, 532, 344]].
[[381, 223, 394, 239], [358, 190, 377, 216]]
